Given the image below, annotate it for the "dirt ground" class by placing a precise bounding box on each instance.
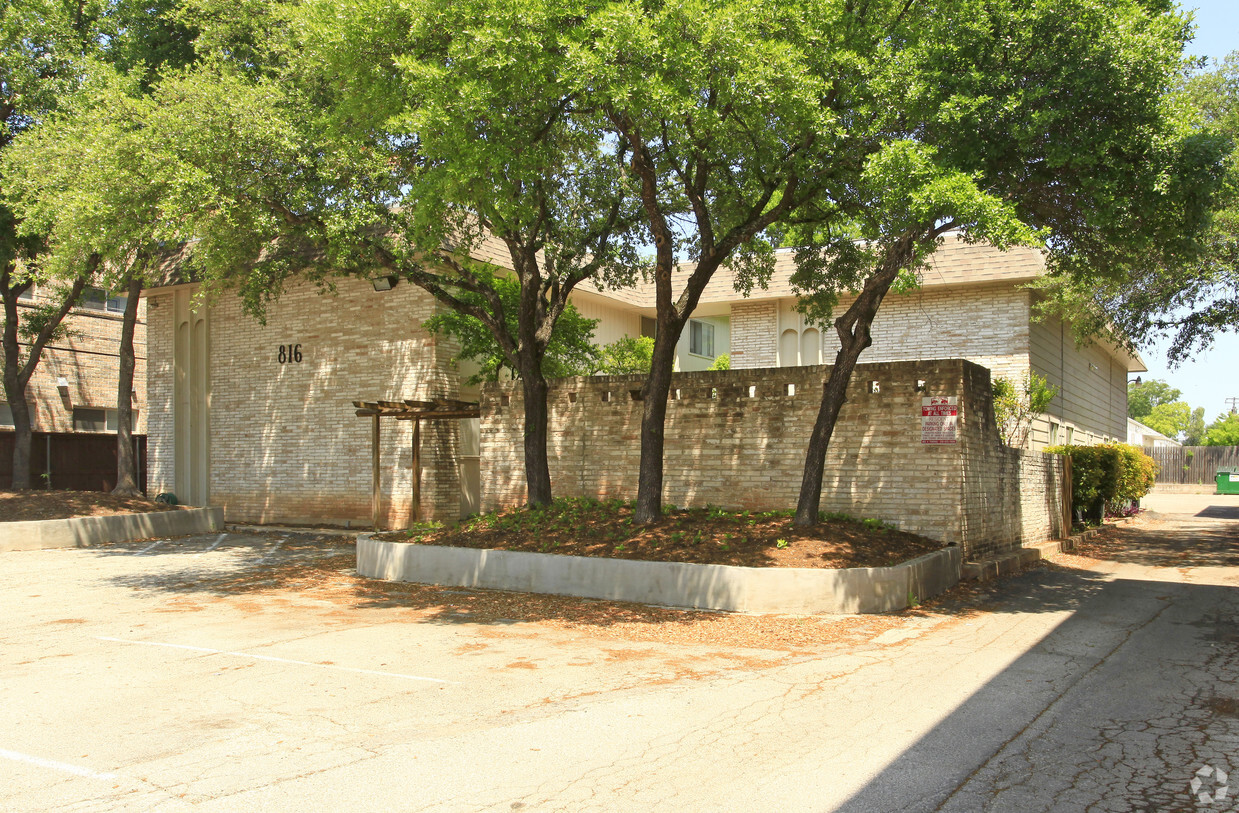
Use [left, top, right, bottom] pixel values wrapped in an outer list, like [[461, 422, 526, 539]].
[[0, 490, 182, 522], [375, 498, 944, 570]]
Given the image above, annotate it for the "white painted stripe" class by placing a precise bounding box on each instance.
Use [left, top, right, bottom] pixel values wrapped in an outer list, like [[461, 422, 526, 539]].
[[194, 533, 228, 556], [95, 637, 454, 684], [0, 748, 118, 780], [135, 539, 164, 555], [257, 538, 285, 563]]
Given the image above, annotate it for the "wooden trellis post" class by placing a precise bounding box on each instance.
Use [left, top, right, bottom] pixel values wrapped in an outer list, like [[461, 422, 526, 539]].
[[353, 397, 480, 530]]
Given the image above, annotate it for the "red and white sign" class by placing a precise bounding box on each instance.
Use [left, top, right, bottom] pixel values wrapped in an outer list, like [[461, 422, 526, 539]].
[[921, 396, 959, 444]]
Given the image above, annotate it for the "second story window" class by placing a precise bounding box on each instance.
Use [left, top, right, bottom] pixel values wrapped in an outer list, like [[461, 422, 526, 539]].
[[80, 287, 128, 314], [689, 320, 714, 357]]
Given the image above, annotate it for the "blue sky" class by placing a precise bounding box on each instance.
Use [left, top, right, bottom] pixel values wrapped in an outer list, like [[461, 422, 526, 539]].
[[1134, 1, 1238, 419]]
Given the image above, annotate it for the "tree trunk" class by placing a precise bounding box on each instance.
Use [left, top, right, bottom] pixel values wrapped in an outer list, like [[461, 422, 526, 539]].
[[113, 273, 143, 496], [518, 364, 553, 507], [794, 236, 917, 527], [7, 393, 35, 490], [633, 315, 682, 524], [2, 281, 33, 490]]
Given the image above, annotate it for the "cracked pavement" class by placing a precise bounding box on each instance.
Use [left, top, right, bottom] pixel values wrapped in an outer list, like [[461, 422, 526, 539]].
[[1, 492, 1236, 811]]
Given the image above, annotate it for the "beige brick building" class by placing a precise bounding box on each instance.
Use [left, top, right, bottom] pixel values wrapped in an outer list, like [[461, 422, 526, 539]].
[[141, 234, 1135, 533], [1, 285, 147, 436]]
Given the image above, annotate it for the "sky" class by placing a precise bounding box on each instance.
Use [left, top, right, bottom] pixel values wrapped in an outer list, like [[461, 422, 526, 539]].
[[1133, 1, 1239, 420]]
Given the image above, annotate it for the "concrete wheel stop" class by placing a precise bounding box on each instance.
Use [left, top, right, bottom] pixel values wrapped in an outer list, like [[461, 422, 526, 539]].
[[0, 507, 225, 552], [356, 534, 964, 614]]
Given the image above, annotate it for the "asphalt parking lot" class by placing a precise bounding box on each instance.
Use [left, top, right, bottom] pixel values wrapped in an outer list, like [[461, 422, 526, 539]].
[[2, 499, 1237, 812], [1, 529, 912, 812]]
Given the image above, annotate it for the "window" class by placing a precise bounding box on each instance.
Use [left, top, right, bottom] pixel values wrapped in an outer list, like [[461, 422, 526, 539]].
[[72, 407, 137, 432], [79, 287, 128, 314], [689, 320, 714, 357], [1049, 421, 1060, 445], [73, 408, 107, 432], [17, 286, 34, 301], [640, 316, 657, 339], [0, 402, 13, 427]]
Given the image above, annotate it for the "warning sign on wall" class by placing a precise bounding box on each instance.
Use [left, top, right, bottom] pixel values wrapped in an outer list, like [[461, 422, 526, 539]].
[[921, 396, 959, 444]]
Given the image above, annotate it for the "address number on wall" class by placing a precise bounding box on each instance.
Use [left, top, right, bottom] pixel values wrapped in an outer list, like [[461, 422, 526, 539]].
[[277, 344, 303, 363]]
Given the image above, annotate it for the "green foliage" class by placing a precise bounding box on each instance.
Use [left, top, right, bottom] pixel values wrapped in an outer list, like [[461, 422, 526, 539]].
[[1127, 379, 1182, 420], [1112, 444, 1159, 504], [1046, 443, 1157, 515], [1203, 412, 1239, 446], [708, 353, 730, 371], [423, 274, 600, 384], [1046, 444, 1122, 516], [992, 373, 1058, 448], [1037, 51, 1239, 365], [595, 336, 654, 376]]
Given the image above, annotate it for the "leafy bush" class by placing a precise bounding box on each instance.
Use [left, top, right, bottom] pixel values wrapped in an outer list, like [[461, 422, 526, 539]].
[[993, 373, 1057, 447], [708, 353, 730, 371], [1045, 442, 1158, 520], [1111, 443, 1158, 503]]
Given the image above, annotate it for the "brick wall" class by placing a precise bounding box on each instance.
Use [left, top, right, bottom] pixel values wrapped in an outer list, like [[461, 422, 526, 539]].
[[3, 295, 147, 435], [146, 278, 463, 526], [729, 301, 778, 368], [482, 358, 1067, 560]]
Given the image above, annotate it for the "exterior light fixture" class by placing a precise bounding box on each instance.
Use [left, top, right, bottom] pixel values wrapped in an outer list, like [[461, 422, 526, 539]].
[[869, 380, 880, 394], [1132, 375, 1142, 385], [56, 377, 70, 398], [371, 275, 399, 292]]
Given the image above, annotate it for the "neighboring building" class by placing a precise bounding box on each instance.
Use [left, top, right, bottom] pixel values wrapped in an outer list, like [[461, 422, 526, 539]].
[[1127, 417, 1181, 449], [142, 233, 1136, 526], [1, 284, 147, 436]]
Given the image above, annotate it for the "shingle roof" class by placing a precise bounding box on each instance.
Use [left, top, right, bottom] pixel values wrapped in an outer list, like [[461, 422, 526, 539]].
[[583, 232, 1047, 309]]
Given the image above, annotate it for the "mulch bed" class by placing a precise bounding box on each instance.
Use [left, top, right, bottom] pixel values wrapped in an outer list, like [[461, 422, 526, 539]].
[[374, 498, 943, 569], [1, 490, 182, 522]]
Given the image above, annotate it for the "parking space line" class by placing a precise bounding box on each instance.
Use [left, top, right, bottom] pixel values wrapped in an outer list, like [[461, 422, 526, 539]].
[[257, 538, 285, 563], [95, 637, 455, 684], [194, 533, 229, 556], [0, 748, 118, 780], [135, 539, 164, 555]]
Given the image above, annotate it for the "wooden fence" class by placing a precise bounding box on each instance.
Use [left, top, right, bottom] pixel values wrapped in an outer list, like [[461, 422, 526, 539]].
[[0, 432, 147, 493], [1147, 446, 1239, 485]]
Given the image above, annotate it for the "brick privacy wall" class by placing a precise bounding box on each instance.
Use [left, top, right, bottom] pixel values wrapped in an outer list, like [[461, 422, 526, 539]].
[[146, 278, 463, 527], [5, 298, 147, 434], [955, 361, 1069, 558], [482, 358, 1067, 560]]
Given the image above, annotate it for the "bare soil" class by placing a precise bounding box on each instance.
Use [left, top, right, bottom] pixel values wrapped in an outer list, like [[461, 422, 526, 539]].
[[375, 499, 944, 569], [1, 490, 182, 522]]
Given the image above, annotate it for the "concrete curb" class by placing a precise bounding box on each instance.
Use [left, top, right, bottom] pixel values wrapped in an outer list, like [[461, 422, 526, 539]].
[[962, 515, 1139, 582], [0, 507, 225, 552], [356, 534, 962, 614]]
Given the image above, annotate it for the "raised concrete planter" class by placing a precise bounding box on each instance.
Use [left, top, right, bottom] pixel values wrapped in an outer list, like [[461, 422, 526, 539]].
[[357, 534, 962, 614], [0, 507, 224, 552]]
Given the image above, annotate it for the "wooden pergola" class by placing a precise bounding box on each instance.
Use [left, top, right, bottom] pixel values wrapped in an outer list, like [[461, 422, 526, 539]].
[[353, 398, 481, 529]]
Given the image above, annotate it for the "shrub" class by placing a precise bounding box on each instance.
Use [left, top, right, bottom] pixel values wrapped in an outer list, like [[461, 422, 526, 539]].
[[708, 353, 730, 371], [1045, 442, 1158, 521]]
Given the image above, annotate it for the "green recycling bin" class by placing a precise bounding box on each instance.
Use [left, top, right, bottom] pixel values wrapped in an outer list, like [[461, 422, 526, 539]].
[[1216, 468, 1239, 495]]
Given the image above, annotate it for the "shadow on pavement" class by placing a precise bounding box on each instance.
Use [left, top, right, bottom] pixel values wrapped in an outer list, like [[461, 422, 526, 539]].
[[835, 573, 1239, 812]]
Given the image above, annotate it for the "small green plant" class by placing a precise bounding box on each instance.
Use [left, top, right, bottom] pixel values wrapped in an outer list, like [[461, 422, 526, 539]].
[[907, 590, 921, 609], [819, 511, 851, 523], [662, 503, 678, 516], [861, 517, 892, 533], [776, 538, 790, 549], [615, 542, 626, 552]]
